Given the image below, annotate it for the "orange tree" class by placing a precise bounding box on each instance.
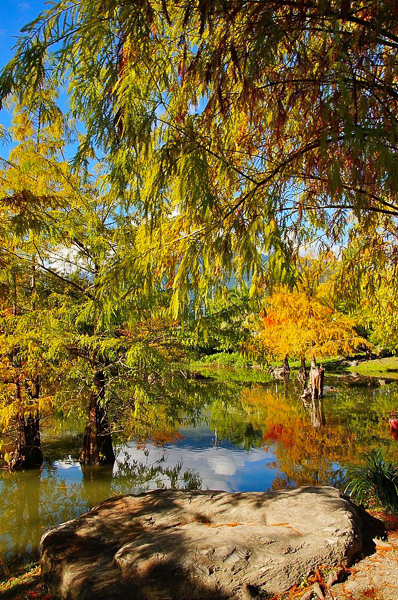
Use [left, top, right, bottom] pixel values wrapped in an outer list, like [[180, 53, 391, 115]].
[[252, 288, 367, 364], [247, 258, 368, 365]]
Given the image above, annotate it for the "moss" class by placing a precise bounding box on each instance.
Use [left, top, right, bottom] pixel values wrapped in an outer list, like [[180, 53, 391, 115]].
[[0, 563, 52, 600]]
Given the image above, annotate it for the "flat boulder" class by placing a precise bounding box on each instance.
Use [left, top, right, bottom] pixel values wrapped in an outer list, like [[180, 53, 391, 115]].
[[40, 487, 363, 600]]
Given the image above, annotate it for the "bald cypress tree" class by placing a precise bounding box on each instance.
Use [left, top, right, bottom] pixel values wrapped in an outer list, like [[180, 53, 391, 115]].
[[0, 1, 396, 314]]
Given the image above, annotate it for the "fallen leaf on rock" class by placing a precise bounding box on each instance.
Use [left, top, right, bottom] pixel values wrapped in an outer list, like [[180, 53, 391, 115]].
[[207, 522, 242, 528], [268, 522, 302, 536]]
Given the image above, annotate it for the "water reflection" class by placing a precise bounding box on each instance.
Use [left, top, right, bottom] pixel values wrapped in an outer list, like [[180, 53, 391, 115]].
[[302, 396, 326, 428], [1, 375, 398, 573], [0, 470, 42, 569], [81, 464, 113, 508]]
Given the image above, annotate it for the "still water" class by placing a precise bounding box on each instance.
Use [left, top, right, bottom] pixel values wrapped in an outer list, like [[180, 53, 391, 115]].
[[1, 374, 397, 573]]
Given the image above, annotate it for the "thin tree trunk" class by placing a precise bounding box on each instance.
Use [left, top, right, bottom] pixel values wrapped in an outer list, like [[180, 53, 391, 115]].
[[7, 257, 43, 470], [79, 390, 100, 465], [282, 356, 290, 373], [310, 357, 319, 400], [318, 363, 325, 398], [298, 356, 307, 386], [79, 371, 115, 465]]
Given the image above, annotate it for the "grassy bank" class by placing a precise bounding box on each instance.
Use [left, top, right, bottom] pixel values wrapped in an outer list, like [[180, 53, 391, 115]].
[[191, 353, 398, 380], [347, 356, 398, 380]]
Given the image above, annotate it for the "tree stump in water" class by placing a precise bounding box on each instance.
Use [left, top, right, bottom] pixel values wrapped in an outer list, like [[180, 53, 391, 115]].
[[301, 360, 324, 400], [270, 356, 291, 379]]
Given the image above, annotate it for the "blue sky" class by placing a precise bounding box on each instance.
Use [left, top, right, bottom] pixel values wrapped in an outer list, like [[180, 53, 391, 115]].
[[0, 0, 47, 64], [0, 0, 48, 133]]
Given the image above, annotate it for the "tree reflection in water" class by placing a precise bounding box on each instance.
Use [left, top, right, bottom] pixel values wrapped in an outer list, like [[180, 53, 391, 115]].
[[0, 469, 42, 573], [302, 396, 326, 429], [1, 375, 398, 574], [0, 452, 203, 574]]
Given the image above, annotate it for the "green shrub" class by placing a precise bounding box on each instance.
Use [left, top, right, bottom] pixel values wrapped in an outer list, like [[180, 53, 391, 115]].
[[345, 449, 398, 511], [198, 352, 252, 368]]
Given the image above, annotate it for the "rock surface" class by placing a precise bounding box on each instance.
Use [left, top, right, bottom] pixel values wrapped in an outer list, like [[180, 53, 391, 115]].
[[40, 487, 363, 600]]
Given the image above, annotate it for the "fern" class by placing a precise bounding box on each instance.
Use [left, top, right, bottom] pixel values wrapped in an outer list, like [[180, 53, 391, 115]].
[[345, 449, 398, 511]]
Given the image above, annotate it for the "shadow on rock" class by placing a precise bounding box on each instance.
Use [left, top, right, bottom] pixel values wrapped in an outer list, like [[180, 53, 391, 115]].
[[40, 487, 365, 600]]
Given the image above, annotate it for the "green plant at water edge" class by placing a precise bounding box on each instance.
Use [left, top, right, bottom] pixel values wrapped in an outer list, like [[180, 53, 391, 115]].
[[198, 352, 252, 368], [345, 449, 398, 511]]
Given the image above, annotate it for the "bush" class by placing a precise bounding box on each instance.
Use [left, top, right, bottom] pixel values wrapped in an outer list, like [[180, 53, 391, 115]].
[[345, 449, 398, 511], [198, 352, 252, 368]]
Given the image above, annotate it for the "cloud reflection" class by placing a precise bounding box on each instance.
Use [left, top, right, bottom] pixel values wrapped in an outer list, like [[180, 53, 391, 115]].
[[117, 433, 278, 493]]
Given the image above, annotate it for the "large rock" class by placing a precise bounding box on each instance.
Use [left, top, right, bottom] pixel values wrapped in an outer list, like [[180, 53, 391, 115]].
[[40, 487, 363, 600]]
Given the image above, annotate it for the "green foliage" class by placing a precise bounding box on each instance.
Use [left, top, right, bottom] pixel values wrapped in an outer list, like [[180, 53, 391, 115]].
[[1, 1, 396, 316], [345, 449, 398, 511], [336, 224, 398, 351], [181, 283, 256, 355], [198, 352, 252, 369], [0, 101, 190, 464], [0, 1, 398, 466]]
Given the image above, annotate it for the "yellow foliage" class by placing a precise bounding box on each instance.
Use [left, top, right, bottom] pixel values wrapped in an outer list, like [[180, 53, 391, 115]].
[[251, 285, 368, 361]]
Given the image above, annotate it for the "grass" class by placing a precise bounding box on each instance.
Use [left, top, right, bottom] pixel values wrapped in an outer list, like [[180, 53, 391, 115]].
[[345, 449, 398, 511], [193, 353, 398, 379], [195, 351, 254, 368], [190, 364, 273, 384], [347, 357, 398, 380]]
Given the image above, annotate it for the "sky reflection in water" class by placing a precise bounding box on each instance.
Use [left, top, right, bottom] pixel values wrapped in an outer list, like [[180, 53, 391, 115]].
[[1, 376, 397, 572]]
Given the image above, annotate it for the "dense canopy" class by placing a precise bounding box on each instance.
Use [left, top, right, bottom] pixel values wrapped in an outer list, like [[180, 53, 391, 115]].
[[0, 0, 397, 308], [1, 0, 398, 477]]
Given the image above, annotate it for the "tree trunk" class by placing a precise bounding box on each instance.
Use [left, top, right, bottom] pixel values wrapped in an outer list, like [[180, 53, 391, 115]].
[[10, 377, 43, 470], [11, 410, 43, 469], [79, 371, 115, 465], [282, 356, 290, 373], [298, 356, 307, 386], [318, 363, 325, 398], [302, 360, 325, 401], [309, 358, 325, 400]]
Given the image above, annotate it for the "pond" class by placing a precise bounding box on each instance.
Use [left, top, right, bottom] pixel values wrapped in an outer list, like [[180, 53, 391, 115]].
[[1, 371, 397, 574]]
